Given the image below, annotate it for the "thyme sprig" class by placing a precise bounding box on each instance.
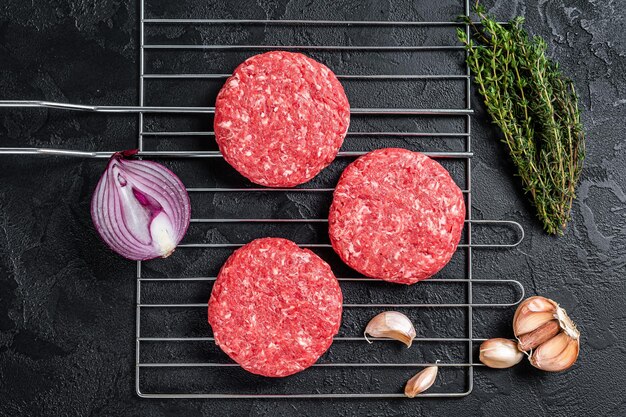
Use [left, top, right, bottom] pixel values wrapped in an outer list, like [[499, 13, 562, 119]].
[[457, 5, 585, 235]]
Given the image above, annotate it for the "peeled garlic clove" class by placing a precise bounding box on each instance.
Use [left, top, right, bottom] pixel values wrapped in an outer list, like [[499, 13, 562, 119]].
[[404, 365, 438, 398], [530, 332, 580, 372], [364, 311, 416, 348], [479, 338, 524, 369], [513, 296, 558, 336]]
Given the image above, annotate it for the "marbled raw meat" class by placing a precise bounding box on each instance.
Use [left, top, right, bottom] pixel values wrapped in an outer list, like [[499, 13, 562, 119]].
[[328, 148, 466, 284], [214, 51, 350, 187], [208, 238, 343, 377]]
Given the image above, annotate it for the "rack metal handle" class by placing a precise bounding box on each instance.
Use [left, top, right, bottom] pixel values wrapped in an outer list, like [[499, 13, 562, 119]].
[[0, 147, 472, 159], [0, 100, 471, 115], [0, 100, 474, 157]]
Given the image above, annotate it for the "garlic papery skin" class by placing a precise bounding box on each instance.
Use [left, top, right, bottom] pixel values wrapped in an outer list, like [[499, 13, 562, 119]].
[[364, 311, 416, 348], [555, 304, 580, 341], [479, 338, 524, 369], [513, 296, 580, 372], [404, 365, 438, 398]]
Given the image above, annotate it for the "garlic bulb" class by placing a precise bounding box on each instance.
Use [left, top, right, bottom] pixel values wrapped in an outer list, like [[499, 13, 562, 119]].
[[513, 296, 580, 372], [364, 311, 416, 348], [479, 338, 524, 369], [404, 365, 438, 398]]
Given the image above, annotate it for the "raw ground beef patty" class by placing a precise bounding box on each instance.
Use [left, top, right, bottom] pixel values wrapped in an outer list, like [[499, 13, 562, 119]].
[[214, 51, 350, 187], [328, 148, 466, 285], [208, 238, 343, 377]]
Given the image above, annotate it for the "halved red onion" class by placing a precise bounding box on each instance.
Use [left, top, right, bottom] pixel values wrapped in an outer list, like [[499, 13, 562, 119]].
[[91, 150, 191, 261]]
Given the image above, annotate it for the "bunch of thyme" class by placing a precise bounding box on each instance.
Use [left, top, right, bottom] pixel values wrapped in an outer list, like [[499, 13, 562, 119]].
[[457, 5, 585, 235]]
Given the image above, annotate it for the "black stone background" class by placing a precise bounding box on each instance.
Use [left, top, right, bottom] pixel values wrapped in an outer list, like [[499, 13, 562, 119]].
[[0, 0, 625, 415]]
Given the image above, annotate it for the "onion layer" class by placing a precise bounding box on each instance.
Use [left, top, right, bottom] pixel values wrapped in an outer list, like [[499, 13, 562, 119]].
[[91, 150, 191, 261]]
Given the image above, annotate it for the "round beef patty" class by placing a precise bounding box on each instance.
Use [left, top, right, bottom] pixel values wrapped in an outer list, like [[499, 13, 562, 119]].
[[208, 238, 343, 377], [328, 148, 466, 284], [214, 51, 350, 187]]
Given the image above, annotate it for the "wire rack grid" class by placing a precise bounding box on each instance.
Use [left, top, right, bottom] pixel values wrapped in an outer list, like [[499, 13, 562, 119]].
[[0, 0, 525, 399]]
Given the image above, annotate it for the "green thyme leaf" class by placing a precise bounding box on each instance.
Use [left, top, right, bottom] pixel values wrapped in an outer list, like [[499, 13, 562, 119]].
[[458, 5, 585, 235]]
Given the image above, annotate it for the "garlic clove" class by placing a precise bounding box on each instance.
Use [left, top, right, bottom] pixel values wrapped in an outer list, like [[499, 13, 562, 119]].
[[479, 338, 524, 369], [517, 319, 561, 352], [513, 296, 558, 336], [404, 365, 438, 398], [524, 296, 558, 312], [530, 332, 579, 372], [364, 311, 416, 348], [514, 311, 555, 336]]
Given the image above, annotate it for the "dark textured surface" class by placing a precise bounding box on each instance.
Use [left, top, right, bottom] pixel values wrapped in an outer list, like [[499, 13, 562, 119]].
[[1, 0, 625, 416]]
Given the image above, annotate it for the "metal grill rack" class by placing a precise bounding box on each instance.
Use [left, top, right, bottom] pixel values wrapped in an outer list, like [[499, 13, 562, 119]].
[[0, 0, 525, 399]]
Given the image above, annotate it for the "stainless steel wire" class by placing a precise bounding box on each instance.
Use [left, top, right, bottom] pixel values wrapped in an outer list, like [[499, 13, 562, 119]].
[[0, 0, 526, 399], [0, 101, 472, 115], [142, 18, 487, 26]]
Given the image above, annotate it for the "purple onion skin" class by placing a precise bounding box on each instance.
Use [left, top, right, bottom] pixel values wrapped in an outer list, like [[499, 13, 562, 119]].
[[91, 150, 191, 261]]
